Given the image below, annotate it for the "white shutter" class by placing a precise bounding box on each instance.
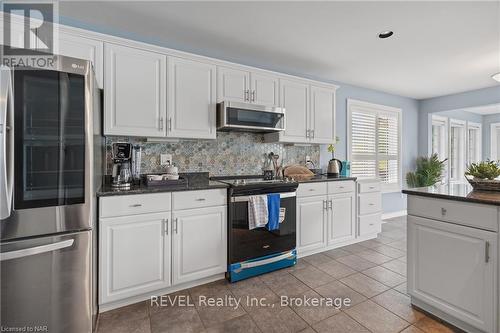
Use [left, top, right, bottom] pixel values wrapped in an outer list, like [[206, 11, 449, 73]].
[[348, 99, 401, 192]]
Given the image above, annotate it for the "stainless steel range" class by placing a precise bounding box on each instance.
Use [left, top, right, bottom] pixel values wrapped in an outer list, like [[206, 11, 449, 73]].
[[216, 176, 298, 282]]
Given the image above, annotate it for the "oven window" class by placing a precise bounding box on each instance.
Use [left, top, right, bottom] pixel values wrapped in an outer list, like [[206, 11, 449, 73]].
[[14, 70, 86, 209], [226, 107, 283, 128]]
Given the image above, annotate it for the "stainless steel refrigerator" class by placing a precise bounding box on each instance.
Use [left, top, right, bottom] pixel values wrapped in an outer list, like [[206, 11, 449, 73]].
[[0, 56, 103, 333]]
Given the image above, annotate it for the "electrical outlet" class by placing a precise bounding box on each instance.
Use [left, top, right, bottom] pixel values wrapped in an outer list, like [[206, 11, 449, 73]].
[[305, 155, 311, 162], [160, 154, 172, 166]]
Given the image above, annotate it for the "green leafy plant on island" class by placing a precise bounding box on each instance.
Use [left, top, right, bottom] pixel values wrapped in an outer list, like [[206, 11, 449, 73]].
[[406, 154, 446, 188], [465, 160, 500, 180], [327, 137, 340, 159]]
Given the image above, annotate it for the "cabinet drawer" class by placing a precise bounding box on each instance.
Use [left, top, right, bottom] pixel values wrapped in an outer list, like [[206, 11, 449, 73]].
[[359, 213, 382, 236], [297, 182, 328, 197], [359, 192, 382, 215], [408, 196, 498, 232], [328, 181, 355, 194], [172, 189, 226, 210], [358, 181, 381, 193], [100, 193, 171, 218]]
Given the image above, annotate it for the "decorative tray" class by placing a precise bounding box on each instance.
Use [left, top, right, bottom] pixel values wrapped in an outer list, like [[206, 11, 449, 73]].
[[466, 177, 500, 192]]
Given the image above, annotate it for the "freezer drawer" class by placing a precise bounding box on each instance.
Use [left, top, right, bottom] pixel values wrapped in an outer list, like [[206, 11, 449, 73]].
[[1, 231, 92, 333]]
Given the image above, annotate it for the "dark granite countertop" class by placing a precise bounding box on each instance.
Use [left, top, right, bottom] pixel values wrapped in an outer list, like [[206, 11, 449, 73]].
[[97, 172, 228, 197], [402, 184, 500, 206], [297, 175, 357, 183]]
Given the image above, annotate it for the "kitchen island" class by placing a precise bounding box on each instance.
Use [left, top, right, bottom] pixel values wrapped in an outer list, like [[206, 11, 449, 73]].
[[402, 184, 499, 333]]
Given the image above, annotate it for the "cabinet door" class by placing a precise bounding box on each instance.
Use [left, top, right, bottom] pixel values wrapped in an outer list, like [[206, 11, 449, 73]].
[[310, 85, 335, 144], [57, 33, 104, 88], [328, 193, 355, 245], [251, 72, 279, 107], [297, 196, 327, 254], [104, 43, 166, 137], [172, 206, 227, 285], [408, 215, 497, 333], [99, 212, 171, 304], [217, 66, 250, 103], [167, 57, 216, 139], [279, 79, 309, 143]]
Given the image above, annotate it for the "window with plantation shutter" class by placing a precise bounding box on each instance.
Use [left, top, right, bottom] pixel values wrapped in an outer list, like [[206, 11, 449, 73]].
[[348, 99, 402, 192]]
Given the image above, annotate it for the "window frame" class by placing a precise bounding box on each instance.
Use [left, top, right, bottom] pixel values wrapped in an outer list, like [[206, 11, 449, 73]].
[[448, 118, 466, 184], [466, 121, 482, 165], [347, 99, 402, 193]]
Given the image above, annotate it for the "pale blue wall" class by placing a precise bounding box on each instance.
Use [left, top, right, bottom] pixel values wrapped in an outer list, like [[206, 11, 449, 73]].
[[418, 86, 500, 156]]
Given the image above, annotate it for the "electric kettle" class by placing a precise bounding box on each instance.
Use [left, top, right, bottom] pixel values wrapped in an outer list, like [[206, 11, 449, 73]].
[[327, 158, 343, 177]]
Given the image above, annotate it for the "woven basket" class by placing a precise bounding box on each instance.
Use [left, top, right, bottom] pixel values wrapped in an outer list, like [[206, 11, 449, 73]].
[[466, 177, 500, 191]]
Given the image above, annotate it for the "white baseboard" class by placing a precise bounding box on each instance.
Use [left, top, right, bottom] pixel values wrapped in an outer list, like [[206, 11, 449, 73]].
[[382, 210, 407, 221]]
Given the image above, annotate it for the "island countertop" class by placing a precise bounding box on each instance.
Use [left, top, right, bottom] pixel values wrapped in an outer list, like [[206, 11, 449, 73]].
[[402, 183, 500, 206]]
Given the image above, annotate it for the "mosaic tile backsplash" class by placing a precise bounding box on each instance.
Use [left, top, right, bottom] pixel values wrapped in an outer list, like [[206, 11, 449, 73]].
[[105, 132, 320, 176]]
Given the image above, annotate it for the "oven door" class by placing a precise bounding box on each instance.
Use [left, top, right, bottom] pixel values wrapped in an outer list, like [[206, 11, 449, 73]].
[[217, 101, 285, 132], [229, 191, 296, 264]]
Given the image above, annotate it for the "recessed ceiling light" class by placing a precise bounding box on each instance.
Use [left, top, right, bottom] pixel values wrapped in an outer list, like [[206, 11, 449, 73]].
[[493, 72, 500, 82], [378, 30, 394, 39]]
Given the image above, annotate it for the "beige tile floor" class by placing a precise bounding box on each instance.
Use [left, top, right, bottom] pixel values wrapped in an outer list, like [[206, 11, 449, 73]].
[[96, 216, 463, 333]]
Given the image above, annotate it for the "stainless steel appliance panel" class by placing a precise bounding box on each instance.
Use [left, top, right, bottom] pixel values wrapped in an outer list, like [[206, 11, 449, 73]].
[[217, 101, 285, 132], [0, 230, 92, 333]]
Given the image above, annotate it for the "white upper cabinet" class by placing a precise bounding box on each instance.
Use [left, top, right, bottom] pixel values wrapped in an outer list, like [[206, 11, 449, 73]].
[[310, 85, 335, 144], [172, 206, 227, 285], [217, 66, 279, 106], [57, 33, 104, 88], [251, 72, 279, 107], [167, 57, 216, 139], [279, 79, 309, 143], [104, 43, 167, 137], [217, 66, 250, 103]]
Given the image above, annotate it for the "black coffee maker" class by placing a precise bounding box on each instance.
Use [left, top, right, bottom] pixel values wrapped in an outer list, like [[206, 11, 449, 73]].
[[111, 143, 133, 189]]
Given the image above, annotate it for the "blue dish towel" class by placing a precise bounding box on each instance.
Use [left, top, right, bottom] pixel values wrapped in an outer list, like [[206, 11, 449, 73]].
[[267, 194, 281, 231]]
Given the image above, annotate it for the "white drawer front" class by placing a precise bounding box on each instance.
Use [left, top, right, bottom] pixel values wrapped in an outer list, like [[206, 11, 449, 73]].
[[172, 189, 226, 210], [358, 181, 381, 193], [407, 196, 498, 232], [359, 192, 382, 215], [100, 193, 171, 218], [328, 181, 355, 194], [359, 213, 382, 236], [297, 182, 328, 197]]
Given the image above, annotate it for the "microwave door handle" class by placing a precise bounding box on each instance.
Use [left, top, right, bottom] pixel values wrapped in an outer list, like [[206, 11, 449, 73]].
[[0, 66, 14, 219]]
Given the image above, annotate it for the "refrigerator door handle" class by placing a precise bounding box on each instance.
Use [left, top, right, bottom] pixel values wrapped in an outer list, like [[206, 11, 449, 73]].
[[0, 66, 14, 219], [1, 239, 74, 261]]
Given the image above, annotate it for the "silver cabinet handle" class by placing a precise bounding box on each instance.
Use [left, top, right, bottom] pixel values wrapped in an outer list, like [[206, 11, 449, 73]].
[[311, 130, 315, 139], [441, 208, 447, 216], [1, 239, 74, 261], [323, 200, 327, 210], [308, 188, 315, 192], [159, 117, 164, 130], [339, 186, 345, 189], [163, 218, 169, 235], [129, 204, 142, 207], [174, 218, 179, 234], [328, 200, 333, 210], [369, 186, 375, 189], [485, 241, 490, 263], [168, 117, 172, 131], [244, 90, 249, 101], [306, 129, 310, 138], [195, 198, 206, 201], [369, 203, 374, 206], [251, 90, 256, 102]]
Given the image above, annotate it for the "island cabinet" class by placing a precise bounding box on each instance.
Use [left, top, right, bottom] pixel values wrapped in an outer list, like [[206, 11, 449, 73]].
[[407, 195, 498, 333], [99, 189, 227, 311], [296, 180, 358, 256]]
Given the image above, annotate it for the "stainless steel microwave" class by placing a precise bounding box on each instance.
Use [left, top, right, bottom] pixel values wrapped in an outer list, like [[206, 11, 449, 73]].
[[216, 101, 285, 133]]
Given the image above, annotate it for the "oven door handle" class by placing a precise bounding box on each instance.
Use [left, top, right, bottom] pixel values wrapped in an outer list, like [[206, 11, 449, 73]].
[[233, 250, 295, 273], [232, 192, 296, 202]]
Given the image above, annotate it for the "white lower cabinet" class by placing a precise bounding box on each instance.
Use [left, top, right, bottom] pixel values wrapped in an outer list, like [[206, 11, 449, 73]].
[[172, 206, 227, 285], [297, 195, 327, 253], [328, 193, 356, 245], [99, 212, 171, 304], [408, 215, 497, 333]]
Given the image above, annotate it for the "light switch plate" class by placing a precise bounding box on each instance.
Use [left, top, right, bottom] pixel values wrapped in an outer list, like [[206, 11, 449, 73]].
[[160, 154, 172, 166]]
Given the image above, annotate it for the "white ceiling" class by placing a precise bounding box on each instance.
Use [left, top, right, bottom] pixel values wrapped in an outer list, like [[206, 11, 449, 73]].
[[59, 1, 500, 99], [462, 103, 500, 115]]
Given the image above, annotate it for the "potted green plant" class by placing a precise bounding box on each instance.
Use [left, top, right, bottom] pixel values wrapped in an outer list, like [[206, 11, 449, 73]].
[[465, 160, 500, 191], [406, 154, 446, 188]]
